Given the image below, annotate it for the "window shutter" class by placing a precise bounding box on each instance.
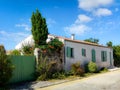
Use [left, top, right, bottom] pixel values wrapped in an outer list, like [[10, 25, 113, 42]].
[[66, 47, 71, 57], [82, 48, 84, 56], [105, 51, 107, 61], [92, 49, 96, 62]]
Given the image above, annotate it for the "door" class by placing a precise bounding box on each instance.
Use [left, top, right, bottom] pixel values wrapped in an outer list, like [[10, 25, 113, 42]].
[[92, 49, 96, 62], [110, 52, 112, 66]]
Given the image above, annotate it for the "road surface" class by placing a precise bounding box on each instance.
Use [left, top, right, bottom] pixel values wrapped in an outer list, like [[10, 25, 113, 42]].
[[37, 69, 120, 90]]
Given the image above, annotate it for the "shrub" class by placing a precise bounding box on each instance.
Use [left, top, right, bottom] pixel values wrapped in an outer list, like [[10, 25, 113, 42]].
[[52, 72, 66, 79], [88, 61, 97, 73], [70, 62, 84, 76], [0, 45, 14, 86], [36, 55, 48, 80], [48, 38, 63, 53], [22, 44, 34, 55], [36, 54, 63, 80], [10, 50, 21, 55], [100, 67, 108, 72]]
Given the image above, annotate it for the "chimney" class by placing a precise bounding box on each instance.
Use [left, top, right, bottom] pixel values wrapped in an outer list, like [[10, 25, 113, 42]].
[[71, 34, 75, 40]]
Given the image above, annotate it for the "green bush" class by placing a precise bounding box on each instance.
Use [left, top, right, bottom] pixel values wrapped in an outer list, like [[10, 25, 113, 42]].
[[88, 61, 97, 73], [70, 62, 84, 76], [52, 72, 66, 79], [47, 38, 63, 53], [100, 67, 108, 72], [22, 44, 34, 55], [36, 54, 63, 80], [10, 50, 21, 55], [36, 55, 48, 80], [0, 45, 14, 86]]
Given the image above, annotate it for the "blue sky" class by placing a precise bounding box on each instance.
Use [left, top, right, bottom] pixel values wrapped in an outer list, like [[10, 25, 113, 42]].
[[0, 0, 120, 50]]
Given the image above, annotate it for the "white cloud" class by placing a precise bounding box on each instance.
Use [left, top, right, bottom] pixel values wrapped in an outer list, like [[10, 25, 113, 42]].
[[64, 14, 92, 36], [0, 30, 29, 44], [15, 23, 31, 31], [94, 8, 112, 16], [64, 24, 91, 36], [47, 18, 56, 27], [78, 0, 113, 11], [75, 14, 92, 23]]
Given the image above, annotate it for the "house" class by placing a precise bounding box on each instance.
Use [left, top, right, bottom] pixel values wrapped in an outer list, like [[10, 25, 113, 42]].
[[15, 35, 34, 50], [15, 34, 114, 70]]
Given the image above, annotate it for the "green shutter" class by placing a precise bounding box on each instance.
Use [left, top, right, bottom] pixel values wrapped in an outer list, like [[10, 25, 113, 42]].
[[66, 47, 71, 57], [101, 51, 107, 62], [82, 48, 84, 56], [105, 51, 107, 61], [92, 49, 96, 62]]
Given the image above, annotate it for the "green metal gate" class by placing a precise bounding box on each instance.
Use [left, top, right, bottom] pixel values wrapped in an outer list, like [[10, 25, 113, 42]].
[[9, 56, 36, 83]]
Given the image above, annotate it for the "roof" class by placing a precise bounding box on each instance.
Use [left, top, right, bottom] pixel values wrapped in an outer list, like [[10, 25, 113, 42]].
[[49, 34, 111, 48], [15, 35, 34, 50]]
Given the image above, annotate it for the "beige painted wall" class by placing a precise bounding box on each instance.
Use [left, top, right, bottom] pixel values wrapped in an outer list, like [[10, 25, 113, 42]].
[[64, 40, 113, 70]]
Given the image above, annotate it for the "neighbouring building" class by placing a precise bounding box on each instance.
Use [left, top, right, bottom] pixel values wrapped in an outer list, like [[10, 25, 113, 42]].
[[15, 34, 114, 70]]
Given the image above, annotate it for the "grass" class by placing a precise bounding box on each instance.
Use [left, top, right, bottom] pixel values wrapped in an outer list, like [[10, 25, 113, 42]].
[[48, 69, 109, 83]]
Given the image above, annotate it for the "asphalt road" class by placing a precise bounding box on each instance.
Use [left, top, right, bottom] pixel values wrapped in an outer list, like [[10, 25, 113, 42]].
[[37, 69, 120, 90]]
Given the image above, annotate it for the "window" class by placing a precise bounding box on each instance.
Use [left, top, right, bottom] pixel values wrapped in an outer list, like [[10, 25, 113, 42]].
[[101, 51, 107, 61], [82, 48, 86, 57], [91, 49, 96, 62], [66, 47, 74, 58]]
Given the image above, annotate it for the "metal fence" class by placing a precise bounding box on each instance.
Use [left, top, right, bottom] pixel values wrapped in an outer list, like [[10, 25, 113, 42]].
[[9, 55, 36, 83]]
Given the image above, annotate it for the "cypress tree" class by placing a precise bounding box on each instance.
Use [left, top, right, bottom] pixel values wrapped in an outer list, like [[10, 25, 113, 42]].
[[0, 45, 13, 86], [31, 9, 48, 47]]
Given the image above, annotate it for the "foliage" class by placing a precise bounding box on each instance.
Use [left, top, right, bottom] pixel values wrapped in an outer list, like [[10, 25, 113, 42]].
[[36, 54, 63, 80], [38, 38, 63, 56], [48, 38, 63, 53], [100, 67, 108, 73], [70, 62, 84, 76], [113, 45, 120, 67], [0, 45, 14, 86], [52, 72, 66, 79], [106, 41, 113, 47], [22, 44, 34, 55], [31, 9, 48, 47], [84, 38, 99, 44], [88, 61, 97, 73], [10, 50, 21, 55]]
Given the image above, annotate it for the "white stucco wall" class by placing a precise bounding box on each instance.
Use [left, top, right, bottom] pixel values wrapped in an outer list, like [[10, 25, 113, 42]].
[[15, 35, 34, 50], [64, 40, 113, 70]]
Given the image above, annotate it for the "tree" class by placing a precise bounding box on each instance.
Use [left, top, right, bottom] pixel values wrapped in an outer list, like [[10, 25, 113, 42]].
[[31, 9, 48, 47], [113, 45, 120, 67], [0, 45, 14, 86], [84, 38, 99, 44], [10, 50, 21, 55], [106, 41, 113, 47]]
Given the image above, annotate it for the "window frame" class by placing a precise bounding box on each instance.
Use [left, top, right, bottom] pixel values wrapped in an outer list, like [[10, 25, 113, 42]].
[[66, 47, 74, 58], [101, 51, 107, 62], [82, 48, 86, 57], [91, 49, 96, 62]]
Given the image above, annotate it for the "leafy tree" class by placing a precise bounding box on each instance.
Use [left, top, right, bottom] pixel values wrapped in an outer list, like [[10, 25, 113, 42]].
[[31, 9, 48, 47], [84, 38, 99, 44], [0, 45, 14, 86], [22, 44, 34, 55], [113, 45, 120, 67], [10, 50, 21, 55], [106, 41, 113, 47]]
